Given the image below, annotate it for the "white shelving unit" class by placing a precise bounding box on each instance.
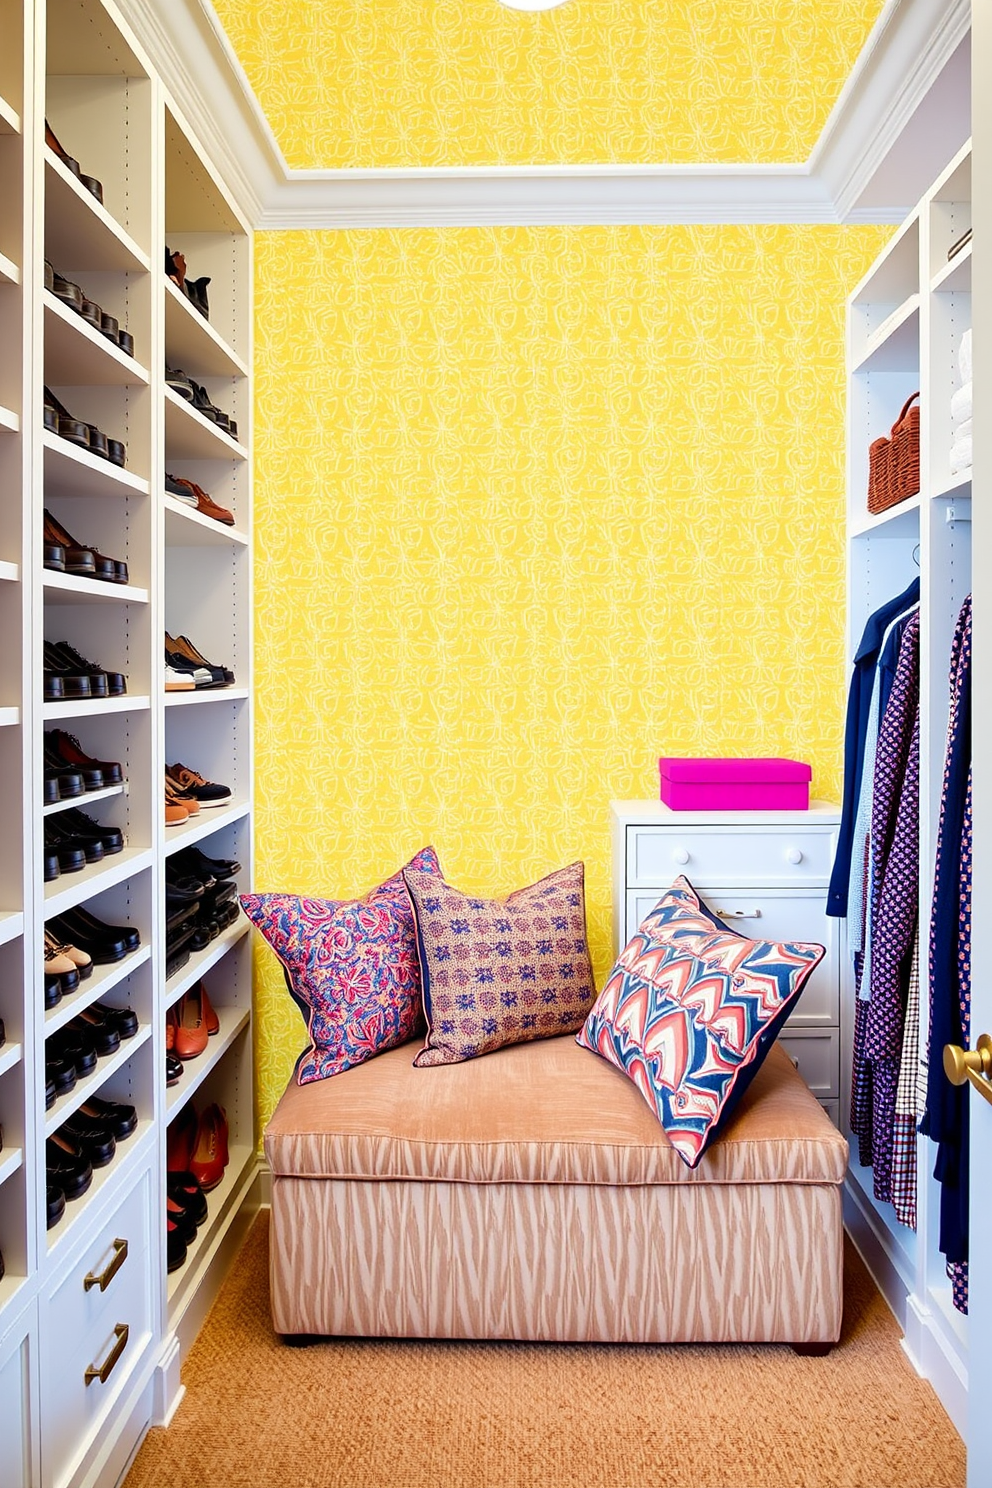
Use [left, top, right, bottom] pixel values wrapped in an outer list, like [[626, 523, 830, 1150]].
[[0, 3, 255, 1485], [842, 140, 972, 1439]]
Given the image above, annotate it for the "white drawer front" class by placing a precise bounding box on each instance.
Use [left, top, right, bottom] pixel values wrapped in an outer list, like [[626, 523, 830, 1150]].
[[777, 1030, 840, 1099], [43, 1167, 153, 1486], [0, 1329, 33, 1488], [623, 889, 838, 1027], [627, 826, 836, 888]]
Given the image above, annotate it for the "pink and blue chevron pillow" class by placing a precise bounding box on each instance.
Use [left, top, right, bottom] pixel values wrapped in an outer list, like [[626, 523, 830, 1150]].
[[240, 847, 442, 1085], [577, 877, 824, 1168]]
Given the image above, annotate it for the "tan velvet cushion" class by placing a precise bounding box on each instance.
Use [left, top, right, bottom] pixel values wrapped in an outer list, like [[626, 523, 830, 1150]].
[[265, 1034, 848, 1187]]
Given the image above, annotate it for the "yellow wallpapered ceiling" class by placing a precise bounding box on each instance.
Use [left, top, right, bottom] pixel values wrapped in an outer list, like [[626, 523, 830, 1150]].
[[212, 0, 885, 169], [251, 223, 889, 1129]]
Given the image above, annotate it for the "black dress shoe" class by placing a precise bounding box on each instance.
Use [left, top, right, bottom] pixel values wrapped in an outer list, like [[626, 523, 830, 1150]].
[[46, 1133, 93, 1201], [46, 1053, 76, 1097], [47, 1182, 67, 1229], [46, 727, 124, 785], [45, 818, 101, 869], [168, 1170, 208, 1226], [48, 1025, 98, 1077], [167, 1194, 197, 1246], [61, 1112, 116, 1167], [69, 1009, 120, 1057], [44, 848, 61, 882], [166, 1051, 183, 1086], [54, 905, 139, 953], [45, 763, 84, 800], [46, 1075, 56, 1110], [167, 1216, 188, 1271], [93, 1001, 138, 1039], [43, 387, 90, 450], [174, 845, 241, 880], [80, 1095, 137, 1141], [48, 644, 125, 697], [59, 807, 124, 856], [43, 642, 95, 698], [44, 974, 63, 1010]]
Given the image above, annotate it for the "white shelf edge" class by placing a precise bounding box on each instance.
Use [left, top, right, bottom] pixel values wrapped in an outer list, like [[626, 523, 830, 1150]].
[[165, 917, 250, 1008], [44, 1026, 152, 1139], [43, 571, 149, 606], [0, 560, 18, 582], [166, 1006, 251, 1119], [0, 1146, 24, 1188], [164, 495, 248, 547], [849, 493, 922, 538], [0, 911, 23, 947], [164, 801, 250, 856], [43, 290, 150, 385], [43, 695, 151, 722], [0, 92, 20, 134], [42, 431, 151, 497], [0, 1040, 23, 1080], [47, 1121, 155, 1255], [44, 946, 152, 1038], [0, 405, 20, 433], [164, 385, 247, 460], [43, 782, 126, 818], [0, 249, 18, 285], [852, 293, 921, 373], [43, 846, 154, 916], [164, 277, 249, 377], [163, 687, 248, 709], [0, 707, 20, 728], [44, 147, 151, 272], [167, 1145, 256, 1314], [932, 472, 973, 500], [931, 241, 972, 293]]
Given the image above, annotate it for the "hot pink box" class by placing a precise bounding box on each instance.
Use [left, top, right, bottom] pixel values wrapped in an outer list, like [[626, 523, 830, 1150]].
[[658, 757, 812, 811]]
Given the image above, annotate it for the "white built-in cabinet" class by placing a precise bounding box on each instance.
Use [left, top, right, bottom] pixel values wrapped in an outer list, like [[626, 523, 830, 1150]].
[[0, 1, 255, 1483], [842, 141, 972, 1437]]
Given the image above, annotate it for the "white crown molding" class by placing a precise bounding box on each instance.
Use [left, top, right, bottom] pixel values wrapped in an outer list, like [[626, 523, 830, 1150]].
[[118, 0, 967, 230]]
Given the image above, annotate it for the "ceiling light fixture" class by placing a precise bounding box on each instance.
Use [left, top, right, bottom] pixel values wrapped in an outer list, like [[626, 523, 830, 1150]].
[[498, 0, 570, 10]]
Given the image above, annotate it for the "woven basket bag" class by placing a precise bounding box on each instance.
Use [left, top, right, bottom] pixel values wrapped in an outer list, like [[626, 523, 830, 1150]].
[[867, 392, 920, 514]]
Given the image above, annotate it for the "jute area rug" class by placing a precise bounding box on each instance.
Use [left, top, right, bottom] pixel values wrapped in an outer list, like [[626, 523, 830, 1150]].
[[125, 1210, 964, 1488]]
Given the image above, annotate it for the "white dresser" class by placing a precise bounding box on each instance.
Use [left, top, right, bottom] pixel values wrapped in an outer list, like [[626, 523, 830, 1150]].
[[611, 801, 843, 1124]]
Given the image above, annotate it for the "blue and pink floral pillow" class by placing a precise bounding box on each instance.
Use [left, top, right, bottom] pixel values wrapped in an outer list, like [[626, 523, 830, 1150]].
[[577, 877, 824, 1168], [240, 847, 442, 1084]]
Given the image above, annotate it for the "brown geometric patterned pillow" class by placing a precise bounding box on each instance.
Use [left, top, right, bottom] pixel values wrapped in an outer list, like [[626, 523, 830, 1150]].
[[403, 862, 596, 1067]]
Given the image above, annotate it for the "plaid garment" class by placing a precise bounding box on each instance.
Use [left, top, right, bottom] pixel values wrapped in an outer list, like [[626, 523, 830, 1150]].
[[890, 933, 920, 1229]]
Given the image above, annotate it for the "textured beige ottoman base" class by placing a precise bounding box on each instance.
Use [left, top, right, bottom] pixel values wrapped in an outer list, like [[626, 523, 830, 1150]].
[[265, 1036, 848, 1345]]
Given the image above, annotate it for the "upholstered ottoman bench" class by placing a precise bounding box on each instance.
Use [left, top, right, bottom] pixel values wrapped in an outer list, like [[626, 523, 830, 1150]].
[[264, 1034, 848, 1347]]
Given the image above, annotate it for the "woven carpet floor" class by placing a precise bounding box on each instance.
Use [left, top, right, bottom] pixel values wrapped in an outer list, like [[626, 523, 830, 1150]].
[[125, 1210, 964, 1488]]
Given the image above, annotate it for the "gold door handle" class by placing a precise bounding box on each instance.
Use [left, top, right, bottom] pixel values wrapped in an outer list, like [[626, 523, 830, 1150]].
[[84, 1323, 129, 1386], [83, 1237, 128, 1292], [943, 1033, 992, 1107]]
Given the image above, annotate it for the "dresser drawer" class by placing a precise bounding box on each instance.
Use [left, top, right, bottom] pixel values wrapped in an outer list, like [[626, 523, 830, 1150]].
[[626, 825, 836, 889], [623, 889, 839, 1026], [777, 1029, 840, 1099], [43, 1167, 154, 1486]]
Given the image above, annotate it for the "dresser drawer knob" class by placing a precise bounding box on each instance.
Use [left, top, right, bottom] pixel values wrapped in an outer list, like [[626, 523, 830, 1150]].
[[84, 1324, 129, 1387], [84, 1237, 128, 1293], [714, 908, 762, 920], [785, 848, 804, 865], [672, 848, 689, 865]]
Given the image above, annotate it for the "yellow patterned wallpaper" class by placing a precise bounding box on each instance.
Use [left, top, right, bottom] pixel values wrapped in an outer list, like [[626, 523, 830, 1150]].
[[251, 223, 889, 1129], [212, 0, 884, 169]]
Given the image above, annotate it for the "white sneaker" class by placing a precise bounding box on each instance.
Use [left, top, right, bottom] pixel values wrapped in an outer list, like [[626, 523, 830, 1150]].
[[165, 665, 194, 691]]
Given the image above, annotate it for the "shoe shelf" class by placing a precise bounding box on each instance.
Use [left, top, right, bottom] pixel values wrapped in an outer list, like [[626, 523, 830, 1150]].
[[44, 1027, 151, 1141], [164, 800, 250, 856], [43, 781, 125, 818], [849, 493, 922, 539], [0, 250, 17, 286], [0, 1040, 22, 1081], [0, 405, 19, 433], [166, 1005, 250, 1121], [0, 92, 18, 134], [43, 846, 153, 917], [42, 572, 149, 606], [46, 1119, 154, 1255], [164, 386, 247, 462], [933, 473, 973, 501], [43, 150, 149, 275], [44, 946, 151, 1038], [43, 291, 150, 388], [166, 1142, 254, 1315], [0, 1146, 23, 1190], [43, 694, 150, 723], [163, 686, 248, 710], [164, 278, 247, 380], [0, 708, 19, 728], [932, 241, 972, 293], [165, 915, 249, 1009], [164, 495, 248, 548], [0, 561, 18, 582], [43, 431, 149, 500], [852, 293, 921, 374], [0, 914, 24, 949]]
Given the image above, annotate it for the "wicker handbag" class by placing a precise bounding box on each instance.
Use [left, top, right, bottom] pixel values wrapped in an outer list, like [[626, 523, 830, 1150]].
[[867, 393, 920, 514]]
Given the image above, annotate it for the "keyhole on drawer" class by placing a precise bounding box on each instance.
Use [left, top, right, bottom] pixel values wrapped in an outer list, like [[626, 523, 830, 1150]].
[[786, 848, 804, 865], [672, 848, 689, 865]]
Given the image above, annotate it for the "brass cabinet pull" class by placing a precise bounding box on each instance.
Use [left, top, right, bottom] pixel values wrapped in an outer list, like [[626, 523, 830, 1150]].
[[83, 1237, 128, 1293], [84, 1323, 129, 1387], [943, 1033, 992, 1107], [713, 908, 762, 920]]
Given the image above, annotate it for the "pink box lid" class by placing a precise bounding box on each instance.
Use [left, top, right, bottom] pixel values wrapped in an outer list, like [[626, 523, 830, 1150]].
[[659, 757, 812, 784]]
